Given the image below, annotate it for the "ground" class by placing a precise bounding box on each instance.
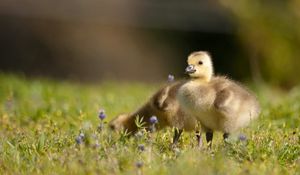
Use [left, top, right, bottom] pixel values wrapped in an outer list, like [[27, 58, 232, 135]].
[[0, 74, 299, 175]]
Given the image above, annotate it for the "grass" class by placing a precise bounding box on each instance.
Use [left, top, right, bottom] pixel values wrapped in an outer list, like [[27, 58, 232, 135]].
[[0, 74, 299, 175]]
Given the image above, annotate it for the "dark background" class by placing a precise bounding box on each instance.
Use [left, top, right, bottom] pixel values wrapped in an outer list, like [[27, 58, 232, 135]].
[[1, 0, 299, 87]]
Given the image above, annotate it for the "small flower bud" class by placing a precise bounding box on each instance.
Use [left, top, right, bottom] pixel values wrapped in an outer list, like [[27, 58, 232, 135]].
[[138, 144, 145, 151], [168, 74, 175, 82], [98, 109, 106, 120], [135, 161, 143, 168], [238, 134, 247, 141], [75, 136, 83, 144], [149, 116, 158, 124]]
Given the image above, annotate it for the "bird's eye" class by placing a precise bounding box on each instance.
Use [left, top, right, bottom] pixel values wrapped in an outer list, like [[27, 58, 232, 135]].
[[198, 61, 203, 65]]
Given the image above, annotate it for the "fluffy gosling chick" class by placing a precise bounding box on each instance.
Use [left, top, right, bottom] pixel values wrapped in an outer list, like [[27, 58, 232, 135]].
[[177, 51, 260, 146], [109, 80, 199, 145]]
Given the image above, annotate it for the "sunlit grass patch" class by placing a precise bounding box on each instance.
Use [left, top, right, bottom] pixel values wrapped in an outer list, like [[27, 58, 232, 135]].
[[0, 74, 299, 175]]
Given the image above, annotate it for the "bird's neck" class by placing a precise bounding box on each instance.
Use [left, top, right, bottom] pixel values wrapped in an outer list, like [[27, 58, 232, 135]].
[[191, 74, 213, 83]]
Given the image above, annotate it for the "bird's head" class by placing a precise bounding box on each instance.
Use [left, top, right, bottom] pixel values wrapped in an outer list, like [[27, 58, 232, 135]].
[[109, 113, 130, 131], [185, 51, 214, 82]]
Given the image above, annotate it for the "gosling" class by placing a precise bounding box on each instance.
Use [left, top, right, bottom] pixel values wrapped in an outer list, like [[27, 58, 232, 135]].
[[109, 80, 199, 145], [177, 51, 260, 147]]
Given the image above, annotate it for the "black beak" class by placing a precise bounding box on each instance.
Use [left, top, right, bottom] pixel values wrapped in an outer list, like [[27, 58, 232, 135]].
[[185, 65, 196, 74]]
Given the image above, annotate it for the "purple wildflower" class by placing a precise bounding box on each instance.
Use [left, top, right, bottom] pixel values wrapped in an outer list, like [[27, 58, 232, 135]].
[[135, 161, 143, 168], [149, 116, 158, 133], [238, 134, 247, 141], [75, 136, 83, 145], [138, 144, 145, 152], [149, 116, 158, 124], [168, 74, 175, 82], [98, 109, 106, 120]]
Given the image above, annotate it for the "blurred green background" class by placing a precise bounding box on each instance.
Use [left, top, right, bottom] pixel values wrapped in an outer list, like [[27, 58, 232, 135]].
[[0, 0, 299, 87]]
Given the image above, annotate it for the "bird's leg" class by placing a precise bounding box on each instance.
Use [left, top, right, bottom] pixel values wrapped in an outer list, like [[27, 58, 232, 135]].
[[223, 133, 230, 141], [206, 132, 213, 148], [196, 131, 202, 148], [172, 128, 183, 145]]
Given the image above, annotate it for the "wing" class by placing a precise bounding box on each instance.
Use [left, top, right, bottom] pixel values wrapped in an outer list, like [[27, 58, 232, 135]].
[[214, 88, 234, 113], [152, 86, 170, 111]]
